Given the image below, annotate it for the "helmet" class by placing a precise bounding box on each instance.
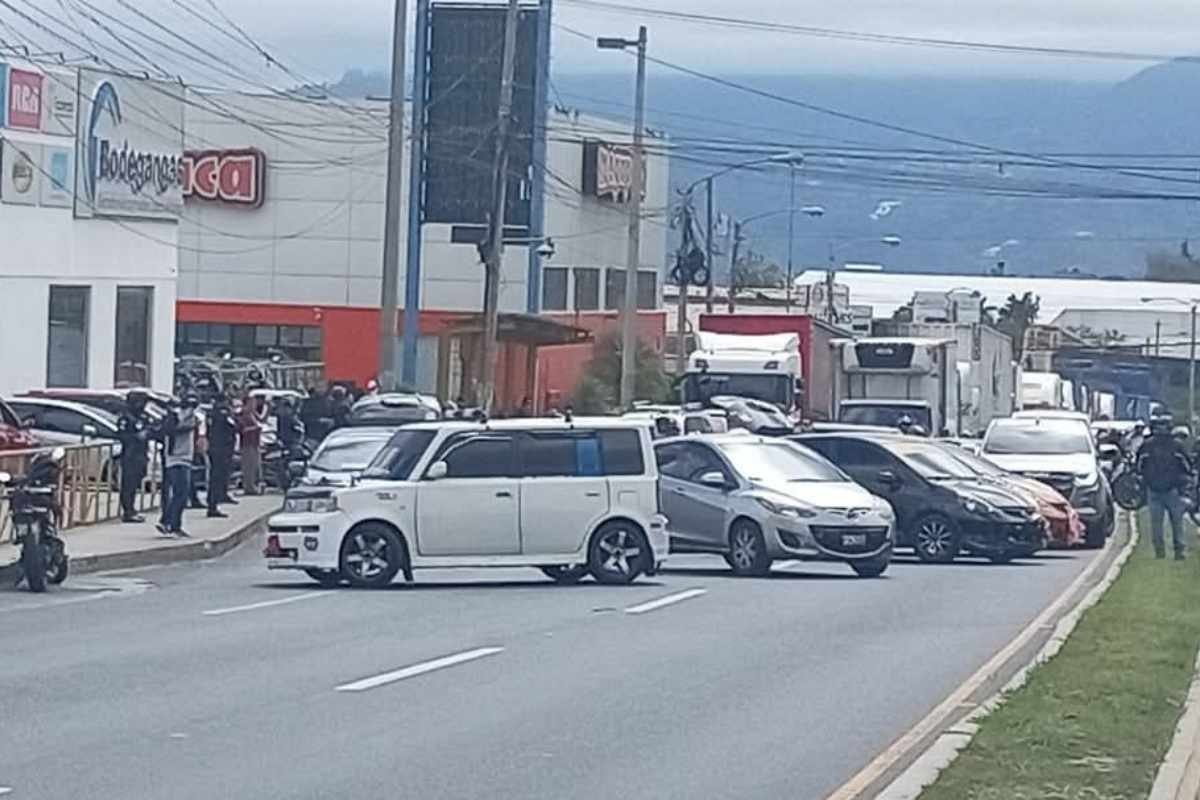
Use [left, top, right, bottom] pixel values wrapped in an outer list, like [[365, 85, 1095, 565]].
[[1173, 426, 1190, 441], [1149, 414, 1173, 434]]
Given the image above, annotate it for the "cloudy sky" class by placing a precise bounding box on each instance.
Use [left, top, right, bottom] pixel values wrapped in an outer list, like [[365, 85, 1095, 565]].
[[208, 0, 1200, 82]]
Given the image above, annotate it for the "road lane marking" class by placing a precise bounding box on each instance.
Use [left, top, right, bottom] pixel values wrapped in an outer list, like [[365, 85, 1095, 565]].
[[335, 647, 505, 692], [625, 588, 707, 615], [0, 787, 12, 796], [202, 591, 330, 617], [774, 560, 801, 570]]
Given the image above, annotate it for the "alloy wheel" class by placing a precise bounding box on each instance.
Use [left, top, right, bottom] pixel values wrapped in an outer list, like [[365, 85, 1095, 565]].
[[344, 532, 391, 580], [917, 519, 953, 558], [597, 527, 641, 576], [731, 526, 759, 571]]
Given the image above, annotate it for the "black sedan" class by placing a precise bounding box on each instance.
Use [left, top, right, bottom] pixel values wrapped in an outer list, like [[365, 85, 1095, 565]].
[[793, 432, 1046, 563]]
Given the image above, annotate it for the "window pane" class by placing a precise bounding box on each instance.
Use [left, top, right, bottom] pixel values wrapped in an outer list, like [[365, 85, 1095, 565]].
[[255, 325, 278, 346], [47, 286, 89, 388], [521, 433, 582, 477], [280, 326, 304, 347], [605, 269, 626, 311], [40, 407, 84, 435], [443, 436, 514, 478], [599, 429, 644, 475], [542, 267, 568, 311], [838, 440, 890, 469], [637, 270, 657, 310], [114, 286, 152, 387], [208, 323, 231, 345], [301, 326, 322, 347], [574, 268, 600, 311], [186, 322, 209, 344]]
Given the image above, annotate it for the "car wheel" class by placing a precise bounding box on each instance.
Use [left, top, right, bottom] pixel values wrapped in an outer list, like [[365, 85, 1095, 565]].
[[304, 568, 342, 588], [588, 522, 649, 585], [1083, 520, 1106, 549], [850, 550, 890, 578], [726, 518, 772, 577], [912, 513, 961, 563], [540, 565, 588, 585], [339, 524, 406, 588]]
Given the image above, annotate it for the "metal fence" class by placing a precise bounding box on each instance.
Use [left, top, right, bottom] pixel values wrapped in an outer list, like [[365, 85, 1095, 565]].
[[0, 442, 161, 535]]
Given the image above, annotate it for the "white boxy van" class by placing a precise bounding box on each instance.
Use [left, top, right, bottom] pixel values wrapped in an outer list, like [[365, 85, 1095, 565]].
[[265, 418, 669, 587]]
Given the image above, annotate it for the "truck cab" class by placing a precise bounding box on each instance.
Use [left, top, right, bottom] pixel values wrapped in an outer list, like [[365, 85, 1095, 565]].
[[683, 332, 802, 414], [835, 337, 961, 437]]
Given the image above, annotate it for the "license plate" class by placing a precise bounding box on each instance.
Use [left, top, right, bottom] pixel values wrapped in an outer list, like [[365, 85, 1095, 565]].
[[842, 533, 867, 547]]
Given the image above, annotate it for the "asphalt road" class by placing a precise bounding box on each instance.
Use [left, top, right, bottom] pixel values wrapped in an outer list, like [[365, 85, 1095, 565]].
[[0, 538, 1103, 800]]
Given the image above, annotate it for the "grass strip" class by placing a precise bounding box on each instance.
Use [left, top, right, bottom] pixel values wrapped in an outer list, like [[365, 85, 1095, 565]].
[[921, 515, 1200, 800]]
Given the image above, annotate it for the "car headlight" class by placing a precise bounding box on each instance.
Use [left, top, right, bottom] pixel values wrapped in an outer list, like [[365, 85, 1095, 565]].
[[875, 499, 895, 519], [962, 498, 997, 516], [754, 496, 819, 519], [1075, 471, 1099, 489], [283, 494, 339, 513]]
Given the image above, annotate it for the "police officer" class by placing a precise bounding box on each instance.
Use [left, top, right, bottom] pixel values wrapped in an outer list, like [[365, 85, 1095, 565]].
[[275, 397, 305, 490], [1137, 414, 1194, 560], [116, 390, 151, 523], [206, 394, 238, 519]]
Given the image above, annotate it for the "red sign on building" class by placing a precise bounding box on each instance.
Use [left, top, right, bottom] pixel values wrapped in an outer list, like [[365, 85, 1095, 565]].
[[7, 68, 44, 131], [181, 148, 266, 207]]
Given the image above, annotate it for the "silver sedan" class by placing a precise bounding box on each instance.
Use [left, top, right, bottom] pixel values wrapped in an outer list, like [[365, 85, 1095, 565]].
[[655, 434, 895, 577]]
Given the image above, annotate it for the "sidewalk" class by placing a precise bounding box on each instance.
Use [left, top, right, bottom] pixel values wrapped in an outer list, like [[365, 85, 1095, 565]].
[[0, 493, 279, 577]]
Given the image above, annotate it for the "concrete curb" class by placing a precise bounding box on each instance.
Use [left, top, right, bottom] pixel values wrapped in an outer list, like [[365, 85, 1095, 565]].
[[826, 512, 1138, 800], [1149, 633, 1200, 799], [0, 512, 269, 583], [871, 514, 1141, 800]]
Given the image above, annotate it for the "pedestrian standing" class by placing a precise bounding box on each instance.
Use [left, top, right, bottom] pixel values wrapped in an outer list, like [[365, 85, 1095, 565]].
[[116, 390, 151, 523], [330, 385, 352, 430], [159, 396, 198, 537], [1137, 414, 1194, 560], [275, 397, 305, 490], [239, 393, 265, 495], [206, 395, 238, 519]]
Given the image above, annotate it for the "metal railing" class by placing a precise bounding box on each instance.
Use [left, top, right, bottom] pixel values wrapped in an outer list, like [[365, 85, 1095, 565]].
[[0, 442, 162, 535]]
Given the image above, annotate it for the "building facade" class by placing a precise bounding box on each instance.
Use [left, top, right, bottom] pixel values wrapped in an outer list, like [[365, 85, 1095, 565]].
[[176, 92, 670, 409], [0, 63, 180, 397]]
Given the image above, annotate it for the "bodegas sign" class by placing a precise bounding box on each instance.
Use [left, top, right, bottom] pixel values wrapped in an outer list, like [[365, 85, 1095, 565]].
[[181, 148, 266, 208]]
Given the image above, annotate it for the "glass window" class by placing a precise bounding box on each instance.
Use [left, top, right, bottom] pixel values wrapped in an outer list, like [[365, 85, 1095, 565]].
[[114, 286, 153, 387], [840, 404, 933, 432], [637, 270, 658, 310], [6, 401, 37, 426], [186, 322, 209, 344], [835, 440, 893, 470], [310, 433, 391, 473], [440, 435, 515, 479], [891, 442, 979, 479], [683, 416, 713, 434], [598, 429, 644, 475], [542, 268, 569, 311], [280, 326, 304, 347], [718, 441, 847, 483], [301, 326, 322, 348], [574, 268, 600, 311], [255, 325, 278, 346], [605, 269, 626, 310], [520, 433, 582, 477], [983, 422, 1092, 455], [656, 442, 725, 484], [46, 286, 89, 388], [39, 407, 87, 435], [363, 429, 437, 481], [208, 323, 231, 346]]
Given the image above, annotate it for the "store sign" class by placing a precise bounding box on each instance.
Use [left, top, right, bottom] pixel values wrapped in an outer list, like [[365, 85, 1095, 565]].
[[582, 138, 637, 203], [40, 146, 73, 207], [40, 68, 77, 136], [76, 70, 184, 220], [1, 139, 39, 205], [181, 148, 265, 207], [7, 68, 42, 130]]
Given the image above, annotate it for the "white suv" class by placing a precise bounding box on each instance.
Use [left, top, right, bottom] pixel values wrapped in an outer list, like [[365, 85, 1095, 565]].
[[265, 418, 669, 587]]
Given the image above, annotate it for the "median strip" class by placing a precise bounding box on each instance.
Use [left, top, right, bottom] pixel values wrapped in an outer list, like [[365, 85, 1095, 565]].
[[625, 588, 707, 615], [335, 647, 505, 692]]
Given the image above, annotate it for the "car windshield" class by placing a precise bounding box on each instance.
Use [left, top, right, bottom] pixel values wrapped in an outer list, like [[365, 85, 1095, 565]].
[[310, 434, 391, 472], [718, 441, 847, 483], [840, 404, 933, 431], [889, 442, 979, 480], [683, 373, 791, 407], [984, 423, 1092, 455], [944, 448, 1006, 477], [362, 429, 437, 479]]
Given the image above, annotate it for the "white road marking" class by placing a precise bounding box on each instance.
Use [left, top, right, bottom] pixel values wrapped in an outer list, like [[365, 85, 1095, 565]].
[[0, 787, 12, 796], [624, 588, 707, 615], [774, 560, 801, 570], [202, 591, 330, 617], [335, 647, 505, 692]]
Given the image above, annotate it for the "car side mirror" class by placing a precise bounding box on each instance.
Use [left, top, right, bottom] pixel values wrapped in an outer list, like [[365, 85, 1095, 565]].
[[81, 423, 98, 438], [287, 461, 306, 478], [878, 469, 902, 489], [426, 461, 448, 481], [698, 470, 729, 490]]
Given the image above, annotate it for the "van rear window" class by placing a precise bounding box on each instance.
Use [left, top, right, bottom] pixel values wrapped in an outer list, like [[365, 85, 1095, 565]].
[[598, 429, 644, 476]]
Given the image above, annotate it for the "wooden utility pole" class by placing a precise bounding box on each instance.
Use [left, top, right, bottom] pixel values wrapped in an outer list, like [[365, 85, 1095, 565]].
[[477, 0, 521, 412]]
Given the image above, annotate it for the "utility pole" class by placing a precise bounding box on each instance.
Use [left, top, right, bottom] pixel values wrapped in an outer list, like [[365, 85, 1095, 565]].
[[1155, 320, 1161, 356], [1190, 304, 1196, 433], [401, 0, 430, 387], [704, 177, 714, 314], [727, 221, 742, 314], [676, 208, 690, 377], [785, 160, 796, 313], [724, 216, 736, 313], [477, 0, 521, 412], [616, 26, 647, 409], [377, 0, 408, 389]]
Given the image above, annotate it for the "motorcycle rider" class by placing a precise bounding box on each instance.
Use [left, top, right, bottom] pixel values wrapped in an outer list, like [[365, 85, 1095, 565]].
[[1137, 414, 1194, 560], [116, 390, 152, 523]]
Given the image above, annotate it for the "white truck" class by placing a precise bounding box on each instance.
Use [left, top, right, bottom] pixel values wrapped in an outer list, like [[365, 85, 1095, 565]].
[[1020, 371, 1067, 410], [833, 337, 961, 436], [683, 331, 802, 414]]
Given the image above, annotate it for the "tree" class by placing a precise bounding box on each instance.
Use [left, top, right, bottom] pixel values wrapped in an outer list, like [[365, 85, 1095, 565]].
[[571, 335, 674, 414], [995, 292, 1040, 361], [1146, 242, 1200, 282]]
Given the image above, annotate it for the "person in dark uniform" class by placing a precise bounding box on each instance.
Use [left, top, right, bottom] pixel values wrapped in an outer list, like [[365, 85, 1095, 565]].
[[330, 385, 352, 431], [206, 395, 238, 519], [1137, 414, 1194, 560], [275, 397, 305, 490], [116, 390, 151, 523]]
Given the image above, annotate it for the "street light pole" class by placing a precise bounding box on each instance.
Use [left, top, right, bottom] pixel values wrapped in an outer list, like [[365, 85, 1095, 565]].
[[377, 0, 408, 389], [599, 26, 647, 410], [704, 176, 714, 314], [786, 160, 796, 313]]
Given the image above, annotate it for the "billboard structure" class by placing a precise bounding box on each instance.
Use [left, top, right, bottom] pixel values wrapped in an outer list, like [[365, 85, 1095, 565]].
[[421, 2, 540, 233]]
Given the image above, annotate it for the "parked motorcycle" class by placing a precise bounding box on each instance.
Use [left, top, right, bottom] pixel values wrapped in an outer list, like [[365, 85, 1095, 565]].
[[1, 447, 69, 592]]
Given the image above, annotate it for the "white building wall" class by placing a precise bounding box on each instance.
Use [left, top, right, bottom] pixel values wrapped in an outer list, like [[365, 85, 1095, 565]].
[[179, 93, 669, 313], [0, 206, 178, 396]]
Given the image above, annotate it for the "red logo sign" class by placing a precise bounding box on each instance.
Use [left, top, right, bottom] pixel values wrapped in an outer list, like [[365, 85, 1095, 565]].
[[181, 148, 266, 207], [8, 69, 43, 131]]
